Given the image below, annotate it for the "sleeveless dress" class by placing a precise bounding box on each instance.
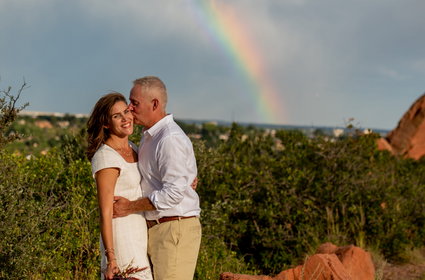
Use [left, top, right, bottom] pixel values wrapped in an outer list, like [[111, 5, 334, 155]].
[[91, 143, 153, 280]]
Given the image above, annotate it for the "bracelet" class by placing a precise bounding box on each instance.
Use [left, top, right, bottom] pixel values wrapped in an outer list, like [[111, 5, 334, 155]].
[[105, 248, 115, 255]]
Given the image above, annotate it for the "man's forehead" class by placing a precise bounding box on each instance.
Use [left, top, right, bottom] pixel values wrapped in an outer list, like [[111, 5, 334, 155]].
[[129, 90, 143, 101], [130, 85, 148, 99]]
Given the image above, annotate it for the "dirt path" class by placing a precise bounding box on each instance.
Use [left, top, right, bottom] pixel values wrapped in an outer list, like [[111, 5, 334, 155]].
[[383, 263, 425, 280]]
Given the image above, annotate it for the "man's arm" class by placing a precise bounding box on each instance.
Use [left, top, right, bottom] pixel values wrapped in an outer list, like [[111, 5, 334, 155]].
[[113, 175, 197, 218], [148, 135, 196, 210], [113, 196, 156, 218]]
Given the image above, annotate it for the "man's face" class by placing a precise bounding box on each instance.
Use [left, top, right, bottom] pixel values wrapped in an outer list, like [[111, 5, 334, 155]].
[[129, 84, 153, 128]]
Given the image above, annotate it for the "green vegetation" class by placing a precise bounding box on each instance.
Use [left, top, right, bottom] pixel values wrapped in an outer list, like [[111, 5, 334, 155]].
[[0, 81, 28, 149], [1, 86, 425, 279]]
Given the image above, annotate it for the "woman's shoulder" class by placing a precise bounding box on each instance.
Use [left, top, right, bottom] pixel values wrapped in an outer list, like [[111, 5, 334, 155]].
[[92, 144, 119, 161], [91, 144, 123, 175]]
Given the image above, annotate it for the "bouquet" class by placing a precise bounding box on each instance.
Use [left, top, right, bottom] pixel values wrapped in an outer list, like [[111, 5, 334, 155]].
[[105, 261, 149, 280]]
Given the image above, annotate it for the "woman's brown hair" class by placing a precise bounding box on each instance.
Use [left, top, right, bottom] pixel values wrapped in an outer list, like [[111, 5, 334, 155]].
[[86, 92, 127, 161]]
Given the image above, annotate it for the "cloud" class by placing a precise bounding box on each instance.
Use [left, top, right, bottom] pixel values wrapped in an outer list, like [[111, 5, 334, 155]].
[[1, 0, 424, 128], [77, 0, 199, 41]]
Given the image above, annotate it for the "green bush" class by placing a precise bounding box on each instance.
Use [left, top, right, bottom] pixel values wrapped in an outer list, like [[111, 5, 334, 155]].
[[2, 97, 425, 278], [0, 143, 99, 279], [195, 124, 425, 275]]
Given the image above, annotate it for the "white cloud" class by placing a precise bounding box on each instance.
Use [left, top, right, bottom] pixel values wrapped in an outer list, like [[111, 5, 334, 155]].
[[76, 0, 199, 41], [1, 0, 424, 128]]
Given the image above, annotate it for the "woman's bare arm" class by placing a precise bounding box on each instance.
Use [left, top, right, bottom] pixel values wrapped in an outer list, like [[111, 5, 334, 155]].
[[95, 168, 120, 279]]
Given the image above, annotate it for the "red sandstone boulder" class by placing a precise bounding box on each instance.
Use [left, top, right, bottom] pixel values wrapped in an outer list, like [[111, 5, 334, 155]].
[[316, 242, 338, 254], [276, 254, 351, 280], [376, 138, 393, 154], [220, 243, 374, 280], [335, 245, 375, 280], [220, 272, 272, 280], [378, 93, 425, 160]]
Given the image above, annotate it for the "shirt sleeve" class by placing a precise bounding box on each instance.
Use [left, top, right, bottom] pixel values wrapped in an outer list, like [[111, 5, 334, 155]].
[[148, 134, 196, 210], [91, 148, 122, 178]]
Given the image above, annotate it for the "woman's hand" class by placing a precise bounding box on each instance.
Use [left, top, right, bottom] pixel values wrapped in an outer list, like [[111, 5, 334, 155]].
[[104, 259, 119, 280], [191, 177, 198, 190]]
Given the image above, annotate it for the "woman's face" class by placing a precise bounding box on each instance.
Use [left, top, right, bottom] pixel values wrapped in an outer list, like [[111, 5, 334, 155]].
[[105, 101, 134, 137]]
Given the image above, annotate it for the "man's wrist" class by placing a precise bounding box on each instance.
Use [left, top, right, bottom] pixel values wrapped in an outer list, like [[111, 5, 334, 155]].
[[129, 200, 136, 213], [132, 197, 156, 212]]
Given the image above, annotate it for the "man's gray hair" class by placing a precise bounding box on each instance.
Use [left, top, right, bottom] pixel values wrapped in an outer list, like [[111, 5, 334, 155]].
[[133, 76, 168, 110]]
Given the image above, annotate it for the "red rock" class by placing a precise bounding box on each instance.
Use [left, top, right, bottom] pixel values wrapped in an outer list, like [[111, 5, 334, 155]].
[[376, 138, 393, 154], [335, 245, 375, 280], [273, 265, 302, 280], [378, 93, 425, 160], [219, 243, 375, 280], [219, 272, 272, 280], [316, 242, 338, 254], [276, 254, 351, 280]]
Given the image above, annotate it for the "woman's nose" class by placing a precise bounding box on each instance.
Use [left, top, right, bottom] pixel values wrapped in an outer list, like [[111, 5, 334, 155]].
[[122, 114, 131, 122]]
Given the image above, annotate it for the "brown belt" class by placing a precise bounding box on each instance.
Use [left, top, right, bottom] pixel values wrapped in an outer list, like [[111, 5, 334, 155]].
[[146, 216, 196, 229]]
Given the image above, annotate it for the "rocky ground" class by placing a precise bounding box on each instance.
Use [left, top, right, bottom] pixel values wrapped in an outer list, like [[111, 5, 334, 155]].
[[383, 263, 425, 280]]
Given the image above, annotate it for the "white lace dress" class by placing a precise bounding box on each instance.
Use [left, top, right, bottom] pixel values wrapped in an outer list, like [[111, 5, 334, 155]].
[[91, 143, 153, 280]]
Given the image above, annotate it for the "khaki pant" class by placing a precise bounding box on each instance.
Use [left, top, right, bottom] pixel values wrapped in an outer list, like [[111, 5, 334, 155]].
[[148, 217, 202, 280]]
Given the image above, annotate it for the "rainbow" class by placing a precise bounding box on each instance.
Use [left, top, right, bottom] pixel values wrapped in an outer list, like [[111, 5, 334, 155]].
[[188, 0, 285, 124]]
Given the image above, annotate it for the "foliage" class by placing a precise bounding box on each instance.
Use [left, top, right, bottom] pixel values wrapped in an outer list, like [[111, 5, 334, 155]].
[[195, 124, 425, 274], [0, 143, 99, 279], [5, 115, 86, 156], [2, 90, 425, 277], [0, 81, 29, 148]]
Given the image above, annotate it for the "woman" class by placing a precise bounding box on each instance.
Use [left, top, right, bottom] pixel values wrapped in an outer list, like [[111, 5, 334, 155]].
[[87, 93, 153, 280]]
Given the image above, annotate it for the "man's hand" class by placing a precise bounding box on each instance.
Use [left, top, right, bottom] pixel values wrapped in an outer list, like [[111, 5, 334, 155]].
[[191, 177, 198, 190], [113, 196, 132, 218]]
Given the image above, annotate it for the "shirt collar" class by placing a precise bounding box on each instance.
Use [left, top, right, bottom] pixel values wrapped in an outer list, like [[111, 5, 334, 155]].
[[143, 114, 173, 137]]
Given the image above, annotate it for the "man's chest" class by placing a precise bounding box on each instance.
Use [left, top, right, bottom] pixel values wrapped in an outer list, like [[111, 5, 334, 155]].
[[138, 138, 160, 178]]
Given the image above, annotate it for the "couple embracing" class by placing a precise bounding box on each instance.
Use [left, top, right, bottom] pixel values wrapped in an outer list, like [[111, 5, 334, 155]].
[[86, 76, 202, 280]]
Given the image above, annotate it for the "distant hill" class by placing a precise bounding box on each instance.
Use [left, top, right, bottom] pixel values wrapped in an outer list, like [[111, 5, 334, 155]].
[[21, 110, 89, 118], [19, 111, 389, 137], [178, 118, 389, 137]]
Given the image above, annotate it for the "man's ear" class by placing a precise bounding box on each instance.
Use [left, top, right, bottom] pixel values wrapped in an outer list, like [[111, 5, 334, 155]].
[[152, 98, 159, 111]]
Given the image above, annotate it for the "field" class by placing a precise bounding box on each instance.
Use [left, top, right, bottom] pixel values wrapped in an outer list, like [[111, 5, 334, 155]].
[[1, 95, 425, 279]]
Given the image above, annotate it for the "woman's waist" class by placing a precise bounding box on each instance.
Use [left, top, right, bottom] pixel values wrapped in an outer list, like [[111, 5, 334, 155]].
[[113, 190, 143, 200]]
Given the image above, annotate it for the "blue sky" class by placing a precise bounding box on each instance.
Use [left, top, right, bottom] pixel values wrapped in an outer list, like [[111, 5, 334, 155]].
[[1, 0, 424, 130]]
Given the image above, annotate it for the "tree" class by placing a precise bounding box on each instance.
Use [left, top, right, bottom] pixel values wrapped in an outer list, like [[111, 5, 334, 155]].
[[0, 80, 29, 148]]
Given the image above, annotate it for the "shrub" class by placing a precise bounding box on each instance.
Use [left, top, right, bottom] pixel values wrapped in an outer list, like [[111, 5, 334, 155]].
[[0, 141, 99, 279], [0, 81, 28, 148], [2, 94, 425, 278], [195, 124, 425, 275]]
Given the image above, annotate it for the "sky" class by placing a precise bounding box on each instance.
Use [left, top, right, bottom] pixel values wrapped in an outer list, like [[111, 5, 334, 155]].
[[1, 0, 424, 130]]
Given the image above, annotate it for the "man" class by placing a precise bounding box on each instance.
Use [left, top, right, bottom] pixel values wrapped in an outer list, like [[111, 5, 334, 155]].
[[113, 76, 201, 280]]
